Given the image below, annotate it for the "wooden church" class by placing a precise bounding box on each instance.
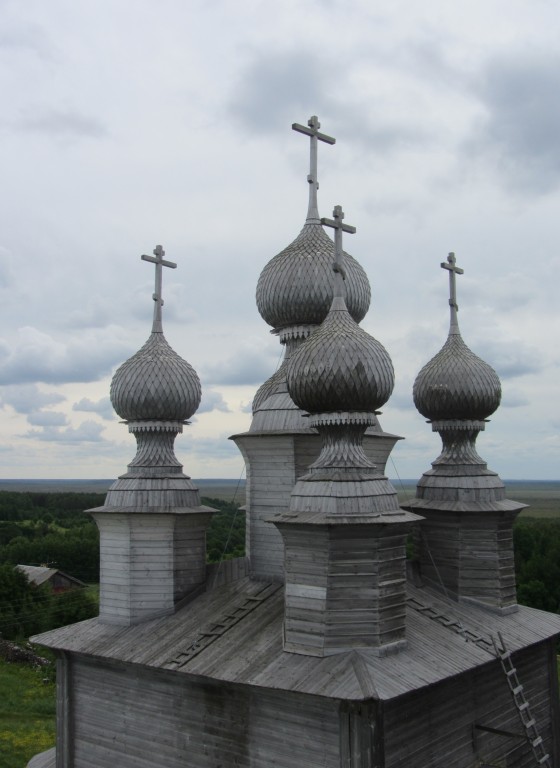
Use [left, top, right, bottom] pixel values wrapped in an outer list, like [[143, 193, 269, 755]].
[[29, 118, 560, 768]]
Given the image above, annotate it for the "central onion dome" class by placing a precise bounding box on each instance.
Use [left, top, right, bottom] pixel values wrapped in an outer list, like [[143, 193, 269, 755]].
[[413, 332, 501, 421], [256, 222, 371, 330], [287, 295, 394, 414], [110, 332, 201, 422]]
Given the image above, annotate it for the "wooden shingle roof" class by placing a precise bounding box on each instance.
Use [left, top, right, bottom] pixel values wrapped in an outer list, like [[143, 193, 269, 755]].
[[33, 577, 560, 703]]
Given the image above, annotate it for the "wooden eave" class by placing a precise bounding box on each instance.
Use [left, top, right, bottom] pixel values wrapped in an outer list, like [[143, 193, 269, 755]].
[[402, 498, 526, 513]]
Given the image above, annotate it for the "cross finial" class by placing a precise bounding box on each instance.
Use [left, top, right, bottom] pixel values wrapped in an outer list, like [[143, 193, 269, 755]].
[[141, 244, 177, 332], [321, 205, 356, 299], [292, 115, 336, 223], [441, 252, 464, 332]]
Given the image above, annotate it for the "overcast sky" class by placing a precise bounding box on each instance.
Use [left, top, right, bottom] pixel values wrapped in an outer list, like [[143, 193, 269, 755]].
[[1, 0, 558, 482]]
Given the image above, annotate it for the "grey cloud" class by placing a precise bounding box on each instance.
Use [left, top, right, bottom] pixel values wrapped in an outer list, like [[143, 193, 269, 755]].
[[0, 383, 65, 413], [18, 108, 107, 140], [331, 101, 430, 154], [387, 389, 416, 412], [466, 52, 560, 193], [0, 22, 52, 59], [73, 397, 116, 421], [500, 390, 530, 408], [229, 49, 428, 154], [0, 326, 132, 385], [0, 247, 15, 287], [24, 420, 106, 443], [473, 339, 542, 379], [64, 301, 113, 331], [183, 436, 241, 461], [27, 410, 68, 427], [201, 347, 279, 386], [229, 51, 332, 135], [197, 389, 230, 414]]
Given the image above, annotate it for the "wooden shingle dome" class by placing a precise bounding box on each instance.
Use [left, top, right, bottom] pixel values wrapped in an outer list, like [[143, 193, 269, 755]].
[[110, 331, 201, 422], [286, 295, 394, 414], [256, 222, 371, 330], [413, 331, 501, 421], [413, 252, 501, 423]]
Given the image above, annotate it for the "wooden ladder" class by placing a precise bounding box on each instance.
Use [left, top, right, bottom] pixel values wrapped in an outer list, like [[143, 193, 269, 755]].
[[493, 632, 551, 767]]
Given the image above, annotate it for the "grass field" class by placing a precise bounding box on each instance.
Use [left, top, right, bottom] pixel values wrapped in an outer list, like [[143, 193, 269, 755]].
[[0, 656, 55, 768]]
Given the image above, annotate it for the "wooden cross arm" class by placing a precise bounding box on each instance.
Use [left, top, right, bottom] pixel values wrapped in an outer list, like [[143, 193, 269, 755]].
[[440, 261, 464, 274], [321, 216, 356, 234], [292, 122, 336, 145], [141, 254, 177, 269]]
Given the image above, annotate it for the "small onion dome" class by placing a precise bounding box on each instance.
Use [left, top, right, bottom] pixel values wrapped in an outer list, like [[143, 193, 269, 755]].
[[287, 297, 394, 413], [110, 332, 201, 421], [413, 332, 501, 421], [256, 222, 371, 330]]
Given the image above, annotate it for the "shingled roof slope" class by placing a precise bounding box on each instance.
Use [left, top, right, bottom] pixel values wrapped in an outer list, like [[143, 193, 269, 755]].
[[32, 577, 560, 703]]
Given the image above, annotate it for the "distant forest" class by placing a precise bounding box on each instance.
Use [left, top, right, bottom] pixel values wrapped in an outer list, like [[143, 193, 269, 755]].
[[0, 490, 558, 640], [0, 492, 244, 640]]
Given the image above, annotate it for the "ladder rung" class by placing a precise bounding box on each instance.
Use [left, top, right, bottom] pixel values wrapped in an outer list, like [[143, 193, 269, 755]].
[[518, 701, 530, 711], [523, 718, 536, 729], [532, 736, 543, 748], [512, 684, 524, 696], [537, 755, 550, 764], [506, 667, 517, 677]]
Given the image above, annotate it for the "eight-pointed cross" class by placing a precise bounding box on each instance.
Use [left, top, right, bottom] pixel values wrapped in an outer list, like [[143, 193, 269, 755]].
[[141, 245, 177, 332], [441, 251, 463, 328], [292, 116, 335, 221], [321, 205, 356, 297]]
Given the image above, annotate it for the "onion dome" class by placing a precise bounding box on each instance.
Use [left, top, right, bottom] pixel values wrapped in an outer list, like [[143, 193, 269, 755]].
[[287, 296, 393, 414], [110, 332, 201, 421], [110, 244, 202, 422], [257, 116, 370, 332], [287, 206, 393, 415], [413, 252, 501, 422], [413, 332, 501, 421], [256, 223, 371, 330]]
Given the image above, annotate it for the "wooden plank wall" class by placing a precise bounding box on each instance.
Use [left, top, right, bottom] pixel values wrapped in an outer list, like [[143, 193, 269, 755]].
[[70, 656, 340, 768], [282, 524, 408, 655], [95, 513, 209, 626], [418, 510, 518, 610], [206, 556, 249, 589], [382, 640, 558, 767]]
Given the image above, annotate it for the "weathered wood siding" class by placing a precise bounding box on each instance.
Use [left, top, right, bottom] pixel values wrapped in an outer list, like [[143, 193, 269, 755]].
[[281, 524, 408, 656], [206, 556, 249, 588], [70, 656, 340, 768], [383, 640, 558, 767], [94, 512, 210, 626], [234, 434, 315, 581], [234, 430, 399, 584], [417, 510, 518, 611], [361, 431, 400, 476]]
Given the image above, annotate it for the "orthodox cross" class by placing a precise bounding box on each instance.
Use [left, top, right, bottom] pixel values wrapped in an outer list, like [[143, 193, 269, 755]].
[[441, 251, 463, 330], [292, 115, 335, 222], [321, 205, 356, 299], [141, 244, 177, 332]]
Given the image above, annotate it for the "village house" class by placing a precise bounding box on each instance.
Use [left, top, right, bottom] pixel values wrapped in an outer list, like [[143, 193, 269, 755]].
[[17, 565, 86, 594]]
